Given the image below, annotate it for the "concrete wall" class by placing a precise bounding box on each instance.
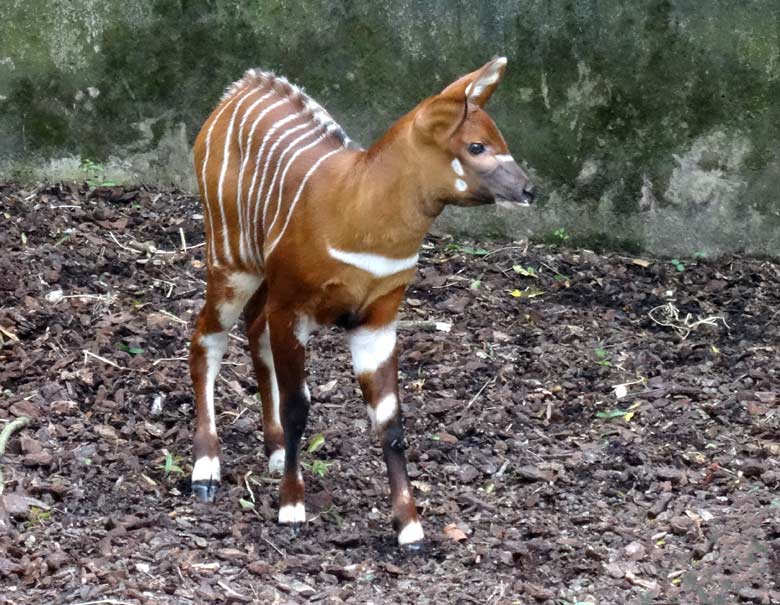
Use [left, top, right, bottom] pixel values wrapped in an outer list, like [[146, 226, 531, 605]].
[[1, 1, 779, 256]]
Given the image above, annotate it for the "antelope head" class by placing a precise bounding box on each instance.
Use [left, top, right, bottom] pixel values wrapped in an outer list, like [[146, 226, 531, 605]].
[[414, 56, 536, 207]]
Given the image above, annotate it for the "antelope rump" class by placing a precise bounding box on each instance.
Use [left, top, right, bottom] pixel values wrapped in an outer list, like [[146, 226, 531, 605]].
[[189, 56, 534, 546]]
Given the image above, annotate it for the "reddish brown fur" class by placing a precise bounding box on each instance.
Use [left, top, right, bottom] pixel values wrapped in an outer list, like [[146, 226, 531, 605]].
[[188, 58, 533, 545]]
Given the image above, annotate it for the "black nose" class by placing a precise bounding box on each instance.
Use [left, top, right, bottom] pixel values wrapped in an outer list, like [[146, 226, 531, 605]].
[[521, 184, 536, 204]]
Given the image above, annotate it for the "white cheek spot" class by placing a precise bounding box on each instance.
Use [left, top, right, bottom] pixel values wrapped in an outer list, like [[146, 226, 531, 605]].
[[278, 502, 306, 524], [191, 456, 221, 482], [268, 449, 285, 475], [451, 158, 464, 177], [455, 178, 468, 192], [348, 324, 397, 376], [397, 520, 424, 545], [369, 394, 398, 429], [495, 154, 515, 163], [295, 315, 317, 346]]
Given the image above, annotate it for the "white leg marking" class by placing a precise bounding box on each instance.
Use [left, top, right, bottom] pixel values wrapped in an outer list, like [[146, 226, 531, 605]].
[[371, 393, 398, 429], [218, 272, 262, 329], [268, 449, 285, 475], [278, 502, 306, 524], [294, 314, 318, 346], [302, 382, 311, 402], [455, 178, 468, 192], [495, 154, 515, 163], [235, 90, 275, 264], [258, 321, 281, 427], [217, 88, 258, 265], [348, 324, 397, 376], [191, 456, 221, 482], [397, 520, 424, 545], [451, 158, 464, 176], [327, 247, 418, 278], [200, 332, 229, 435], [265, 147, 342, 257], [264, 130, 329, 241]]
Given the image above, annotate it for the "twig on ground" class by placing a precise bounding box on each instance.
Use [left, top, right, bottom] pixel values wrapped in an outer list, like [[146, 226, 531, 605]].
[[466, 377, 496, 409], [0, 325, 20, 342], [83, 350, 135, 371], [0, 416, 31, 495], [179, 227, 187, 252], [648, 302, 729, 340], [151, 355, 188, 367], [397, 320, 452, 332]]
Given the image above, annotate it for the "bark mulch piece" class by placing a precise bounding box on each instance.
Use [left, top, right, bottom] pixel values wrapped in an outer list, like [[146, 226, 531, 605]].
[[1, 182, 779, 604]]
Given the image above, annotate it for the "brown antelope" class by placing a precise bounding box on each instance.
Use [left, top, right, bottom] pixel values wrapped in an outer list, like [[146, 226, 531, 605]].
[[190, 56, 534, 546]]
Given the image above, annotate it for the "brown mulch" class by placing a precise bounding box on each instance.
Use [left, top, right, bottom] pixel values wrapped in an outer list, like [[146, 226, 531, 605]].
[[0, 181, 779, 604]]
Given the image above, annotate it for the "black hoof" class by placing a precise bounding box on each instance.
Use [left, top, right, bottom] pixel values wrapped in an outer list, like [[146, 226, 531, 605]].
[[191, 479, 220, 502], [400, 541, 423, 553], [287, 523, 303, 538]]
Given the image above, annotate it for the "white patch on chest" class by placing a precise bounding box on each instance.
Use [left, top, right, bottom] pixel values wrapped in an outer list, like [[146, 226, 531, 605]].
[[328, 246, 418, 278]]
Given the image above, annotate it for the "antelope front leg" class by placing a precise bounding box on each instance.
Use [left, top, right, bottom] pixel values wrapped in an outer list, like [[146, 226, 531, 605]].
[[348, 290, 423, 546], [267, 308, 311, 528]]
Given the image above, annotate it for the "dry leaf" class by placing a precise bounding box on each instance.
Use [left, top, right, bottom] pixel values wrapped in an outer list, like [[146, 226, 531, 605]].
[[443, 523, 468, 542]]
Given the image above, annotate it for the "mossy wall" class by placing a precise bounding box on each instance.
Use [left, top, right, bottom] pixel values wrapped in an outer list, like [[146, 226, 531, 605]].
[[1, 0, 779, 256]]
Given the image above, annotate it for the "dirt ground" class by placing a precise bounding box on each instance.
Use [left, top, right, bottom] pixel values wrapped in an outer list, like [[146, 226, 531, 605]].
[[0, 182, 778, 605]]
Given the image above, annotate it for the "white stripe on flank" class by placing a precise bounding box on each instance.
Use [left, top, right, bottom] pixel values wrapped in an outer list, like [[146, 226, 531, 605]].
[[239, 98, 290, 262], [246, 111, 304, 262], [248, 120, 311, 262], [235, 89, 275, 264], [261, 123, 323, 236], [327, 247, 419, 278], [201, 91, 247, 266], [348, 323, 397, 376], [217, 88, 257, 266], [265, 147, 342, 257], [495, 154, 514, 163]]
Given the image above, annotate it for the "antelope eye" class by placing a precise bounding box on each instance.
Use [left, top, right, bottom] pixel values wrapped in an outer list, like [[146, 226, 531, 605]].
[[468, 143, 485, 155]]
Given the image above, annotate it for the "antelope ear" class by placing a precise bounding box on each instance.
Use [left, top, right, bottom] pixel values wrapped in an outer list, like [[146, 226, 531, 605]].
[[440, 56, 507, 108], [413, 95, 468, 142], [414, 57, 508, 140]]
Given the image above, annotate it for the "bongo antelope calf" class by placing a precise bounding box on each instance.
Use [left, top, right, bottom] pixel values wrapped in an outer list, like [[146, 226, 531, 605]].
[[190, 56, 535, 546]]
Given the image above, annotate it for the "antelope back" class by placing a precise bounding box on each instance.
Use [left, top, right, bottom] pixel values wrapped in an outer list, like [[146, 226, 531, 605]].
[[193, 70, 352, 270]]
